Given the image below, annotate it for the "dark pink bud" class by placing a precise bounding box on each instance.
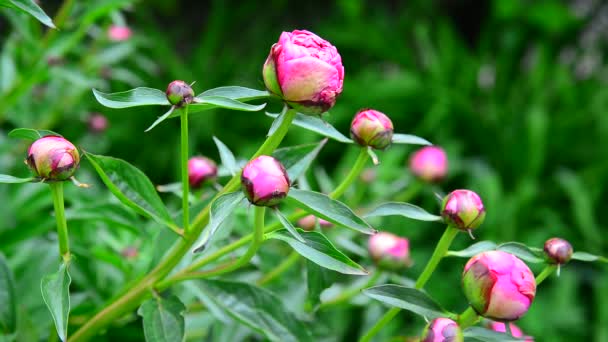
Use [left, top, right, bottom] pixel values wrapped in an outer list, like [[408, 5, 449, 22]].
[[441, 190, 485, 231], [544, 237, 573, 265], [409, 146, 448, 182], [350, 109, 394, 150], [108, 25, 132, 41], [421, 318, 463, 342], [26, 136, 80, 181], [368, 232, 411, 270], [188, 156, 218, 188], [241, 155, 290, 207], [166, 80, 194, 107], [88, 113, 109, 134], [488, 322, 534, 342]]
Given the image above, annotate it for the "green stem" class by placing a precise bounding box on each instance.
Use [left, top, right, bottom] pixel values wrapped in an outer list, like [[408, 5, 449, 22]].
[[69, 106, 296, 342], [457, 306, 479, 329], [359, 307, 400, 342], [330, 147, 368, 199], [257, 251, 300, 285], [535, 264, 557, 285], [181, 106, 190, 235], [319, 270, 381, 309], [49, 182, 70, 264]]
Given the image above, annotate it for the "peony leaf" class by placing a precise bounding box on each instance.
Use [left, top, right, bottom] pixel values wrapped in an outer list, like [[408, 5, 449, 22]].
[[391, 133, 432, 146], [364, 202, 442, 221], [40, 263, 71, 342], [92, 87, 170, 108], [266, 112, 353, 143], [137, 295, 185, 342], [363, 284, 448, 319]]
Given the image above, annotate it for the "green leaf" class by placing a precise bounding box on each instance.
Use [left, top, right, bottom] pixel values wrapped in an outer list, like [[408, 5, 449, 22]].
[[195, 279, 313, 342], [446, 241, 498, 258], [364, 202, 442, 221], [266, 112, 353, 143], [92, 87, 170, 108], [497, 242, 544, 263], [266, 108, 287, 137], [463, 327, 526, 341], [197, 86, 270, 101], [391, 133, 432, 146], [272, 140, 327, 181], [2, 0, 55, 28], [0, 253, 17, 334], [268, 229, 367, 275], [193, 191, 245, 253], [145, 106, 175, 132], [571, 251, 608, 263], [286, 188, 375, 235], [362, 284, 448, 319], [40, 263, 71, 342], [213, 137, 239, 176], [8, 128, 61, 141], [137, 295, 186, 342], [187, 96, 266, 114], [0, 175, 36, 184], [85, 153, 178, 233], [273, 209, 306, 243], [306, 261, 335, 309]]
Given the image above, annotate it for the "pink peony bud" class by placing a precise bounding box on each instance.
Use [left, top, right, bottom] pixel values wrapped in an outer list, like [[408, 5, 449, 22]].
[[88, 113, 109, 134], [297, 214, 333, 231], [241, 155, 290, 207], [350, 109, 394, 150], [368, 232, 411, 270], [421, 318, 463, 342], [488, 322, 534, 342], [26, 136, 80, 181], [166, 80, 194, 107], [441, 190, 485, 232], [409, 146, 448, 182], [108, 25, 132, 41], [462, 251, 536, 321], [263, 30, 344, 115], [188, 156, 218, 188], [544, 237, 573, 265]]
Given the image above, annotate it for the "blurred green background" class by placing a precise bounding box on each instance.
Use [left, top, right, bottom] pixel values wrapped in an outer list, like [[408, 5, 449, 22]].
[[1, 0, 607, 341]]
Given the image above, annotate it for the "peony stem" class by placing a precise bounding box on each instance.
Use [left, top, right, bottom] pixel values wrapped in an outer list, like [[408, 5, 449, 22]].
[[319, 270, 382, 310], [330, 147, 369, 199], [535, 264, 557, 285], [359, 307, 400, 342], [180, 106, 191, 235], [49, 182, 71, 265], [457, 306, 479, 329]]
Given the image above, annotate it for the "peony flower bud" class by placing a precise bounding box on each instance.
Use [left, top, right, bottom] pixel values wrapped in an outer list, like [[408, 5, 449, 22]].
[[543, 237, 573, 265], [368, 232, 411, 270], [166, 80, 194, 107], [350, 109, 394, 150], [108, 25, 132, 41], [263, 30, 344, 115], [421, 318, 463, 342], [462, 251, 536, 321], [488, 322, 533, 342], [241, 155, 290, 207], [409, 146, 448, 182], [88, 113, 109, 134], [297, 214, 333, 231], [441, 190, 485, 233], [188, 156, 218, 188], [26, 136, 80, 181]]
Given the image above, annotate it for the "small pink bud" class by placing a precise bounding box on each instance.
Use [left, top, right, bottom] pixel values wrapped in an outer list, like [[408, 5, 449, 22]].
[[350, 109, 394, 150], [121, 246, 139, 260], [368, 232, 411, 270], [409, 146, 448, 182], [241, 155, 290, 207], [263, 30, 344, 115], [544, 237, 573, 265], [166, 80, 194, 107], [108, 25, 132, 41], [88, 113, 109, 134], [360, 168, 377, 183], [421, 318, 463, 342], [297, 214, 333, 231], [26, 136, 80, 181], [488, 322, 534, 342], [188, 156, 218, 188], [462, 251, 536, 321], [441, 190, 485, 232]]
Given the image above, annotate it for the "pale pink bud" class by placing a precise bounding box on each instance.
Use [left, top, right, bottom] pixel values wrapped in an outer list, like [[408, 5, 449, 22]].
[[297, 214, 333, 231], [188, 156, 218, 188], [88, 113, 109, 134], [108, 25, 132, 41], [421, 318, 463, 342], [462, 251, 536, 321], [441, 190, 485, 232], [544, 237, 573, 265], [368, 232, 411, 269], [263, 30, 344, 115], [26, 136, 80, 181], [350, 109, 394, 150], [241, 155, 290, 207], [409, 146, 448, 182], [488, 322, 534, 342]]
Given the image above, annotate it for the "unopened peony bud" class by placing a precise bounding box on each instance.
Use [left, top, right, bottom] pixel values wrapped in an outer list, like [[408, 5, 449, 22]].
[[108, 25, 132, 41], [88, 113, 109, 134], [241, 155, 290, 207], [26, 136, 80, 181], [350, 109, 394, 150], [368, 232, 411, 269], [166, 80, 194, 107], [263, 30, 344, 115], [409, 146, 448, 182], [462, 251, 536, 321], [544, 237, 573, 265], [488, 322, 533, 342], [188, 156, 217, 188], [297, 214, 333, 231], [441, 190, 485, 233], [421, 318, 463, 342]]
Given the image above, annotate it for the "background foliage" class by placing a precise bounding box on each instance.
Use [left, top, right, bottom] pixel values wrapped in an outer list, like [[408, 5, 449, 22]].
[[0, 0, 606, 341]]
